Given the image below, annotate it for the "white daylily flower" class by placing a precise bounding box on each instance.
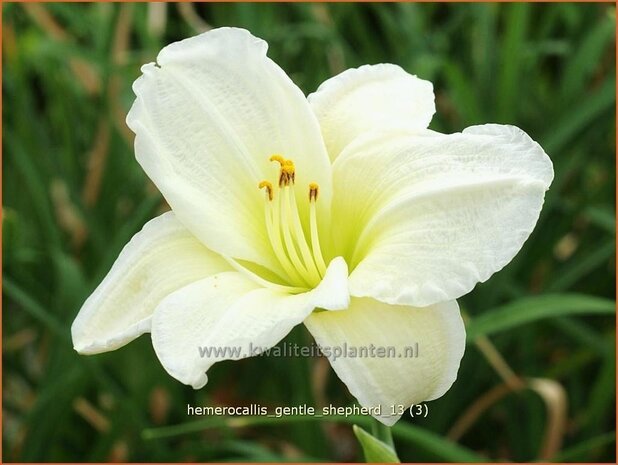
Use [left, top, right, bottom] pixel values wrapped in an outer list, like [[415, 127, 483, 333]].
[[71, 27, 553, 426]]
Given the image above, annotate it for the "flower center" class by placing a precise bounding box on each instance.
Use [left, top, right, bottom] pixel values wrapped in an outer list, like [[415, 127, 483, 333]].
[[258, 155, 327, 288]]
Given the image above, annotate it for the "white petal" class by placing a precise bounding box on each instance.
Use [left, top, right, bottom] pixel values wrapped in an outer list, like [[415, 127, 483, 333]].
[[333, 124, 554, 307], [308, 64, 435, 161], [127, 27, 331, 274], [151, 257, 349, 388], [305, 298, 465, 426], [311, 256, 349, 311], [71, 212, 229, 355]]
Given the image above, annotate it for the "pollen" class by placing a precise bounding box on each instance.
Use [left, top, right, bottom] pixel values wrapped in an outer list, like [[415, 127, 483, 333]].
[[258, 180, 273, 201]]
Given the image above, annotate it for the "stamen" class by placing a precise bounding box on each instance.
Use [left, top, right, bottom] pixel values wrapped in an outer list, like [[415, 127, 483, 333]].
[[259, 156, 328, 288], [261, 182, 305, 285], [223, 256, 308, 294], [309, 183, 327, 275], [284, 186, 321, 284], [280, 189, 311, 285]]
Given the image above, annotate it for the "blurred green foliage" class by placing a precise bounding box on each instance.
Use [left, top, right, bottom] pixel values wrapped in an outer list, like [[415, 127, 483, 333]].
[[2, 2, 616, 462]]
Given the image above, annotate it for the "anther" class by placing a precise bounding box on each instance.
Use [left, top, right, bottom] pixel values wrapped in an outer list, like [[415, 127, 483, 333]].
[[309, 183, 319, 202], [281, 160, 295, 186], [271, 155, 296, 187], [258, 180, 273, 201]]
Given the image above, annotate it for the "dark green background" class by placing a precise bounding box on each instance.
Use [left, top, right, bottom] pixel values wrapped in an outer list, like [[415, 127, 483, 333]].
[[3, 2, 616, 462]]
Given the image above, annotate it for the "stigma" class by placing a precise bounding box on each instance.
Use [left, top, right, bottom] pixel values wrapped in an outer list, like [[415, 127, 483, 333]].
[[258, 155, 326, 287]]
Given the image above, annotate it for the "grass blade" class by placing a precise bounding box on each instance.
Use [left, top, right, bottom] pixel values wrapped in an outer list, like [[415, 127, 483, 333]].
[[466, 294, 615, 341]]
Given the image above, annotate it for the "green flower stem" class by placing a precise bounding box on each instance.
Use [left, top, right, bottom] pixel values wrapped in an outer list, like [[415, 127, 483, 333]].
[[371, 417, 395, 449]]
